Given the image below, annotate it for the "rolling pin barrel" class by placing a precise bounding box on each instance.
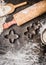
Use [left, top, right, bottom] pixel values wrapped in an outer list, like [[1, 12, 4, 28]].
[[14, 0, 46, 26]]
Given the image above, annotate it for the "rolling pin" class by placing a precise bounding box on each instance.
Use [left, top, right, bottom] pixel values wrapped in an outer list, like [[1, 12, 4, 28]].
[[3, 0, 46, 29], [0, 2, 27, 17]]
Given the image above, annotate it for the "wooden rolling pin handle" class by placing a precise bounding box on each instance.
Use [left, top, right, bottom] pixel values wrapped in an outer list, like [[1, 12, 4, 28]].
[[3, 19, 16, 29], [14, 2, 27, 8]]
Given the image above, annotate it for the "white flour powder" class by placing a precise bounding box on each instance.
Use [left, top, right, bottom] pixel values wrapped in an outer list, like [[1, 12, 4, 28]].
[[0, 5, 11, 16], [0, 17, 6, 34]]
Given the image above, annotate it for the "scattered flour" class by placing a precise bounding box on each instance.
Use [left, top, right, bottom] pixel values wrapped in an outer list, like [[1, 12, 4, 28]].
[[0, 0, 6, 5], [0, 42, 41, 65], [0, 17, 6, 34], [0, 6, 11, 16], [0, 0, 7, 34]]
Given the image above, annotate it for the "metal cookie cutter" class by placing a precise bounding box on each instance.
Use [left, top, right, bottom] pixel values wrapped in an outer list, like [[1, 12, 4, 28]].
[[41, 29, 46, 45], [40, 23, 46, 45]]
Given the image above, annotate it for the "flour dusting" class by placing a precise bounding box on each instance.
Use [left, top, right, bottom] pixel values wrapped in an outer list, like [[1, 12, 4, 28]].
[[0, 17, 6, 34], [0, 41, 41, 65], [0, 6, 11, 16]]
